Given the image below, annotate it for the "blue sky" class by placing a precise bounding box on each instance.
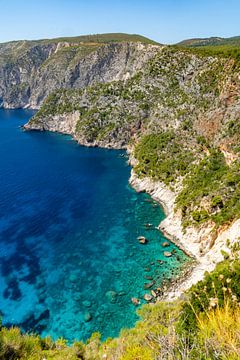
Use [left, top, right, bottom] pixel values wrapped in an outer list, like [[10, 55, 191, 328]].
[[0, 0, 239, 44]]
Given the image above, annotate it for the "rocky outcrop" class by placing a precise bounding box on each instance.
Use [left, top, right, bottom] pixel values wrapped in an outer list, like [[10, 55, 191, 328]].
[[24, 111, 80, 134]]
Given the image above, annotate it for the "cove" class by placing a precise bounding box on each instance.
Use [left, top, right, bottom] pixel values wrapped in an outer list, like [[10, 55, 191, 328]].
[[0, 109, 189, 342]]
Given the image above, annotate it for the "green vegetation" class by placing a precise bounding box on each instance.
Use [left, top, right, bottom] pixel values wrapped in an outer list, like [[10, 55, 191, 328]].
[[177, 35, 240, 48], [134, 132, 194, 184], [41, 43, 103, 69], [179, 256, 240, 335], [0, 33, 158, 66], [176, 35, 240, 66], [39, 33, 160, 46], [176, 150, 240, 228], [32, 89, 84, 119], [2, 255, 240, 359], [31, 44, 240, 229], [180, 45, 240, 67]]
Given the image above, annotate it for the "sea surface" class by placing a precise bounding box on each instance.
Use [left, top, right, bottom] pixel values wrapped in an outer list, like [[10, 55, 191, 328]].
[[0, 109, 189, 342]]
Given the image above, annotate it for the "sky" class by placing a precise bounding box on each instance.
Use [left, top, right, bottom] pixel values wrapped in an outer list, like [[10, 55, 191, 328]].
[[0, 0, 239, 44]]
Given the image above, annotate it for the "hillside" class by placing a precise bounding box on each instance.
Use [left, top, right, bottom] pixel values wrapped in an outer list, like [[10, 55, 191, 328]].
[[26, 44, 240, 276], [177, 35, 240, 47], [0, 33, 159, 109]]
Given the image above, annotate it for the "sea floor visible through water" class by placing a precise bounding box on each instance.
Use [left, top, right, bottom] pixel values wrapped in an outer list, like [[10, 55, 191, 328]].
[[0, 109, 189, 341]]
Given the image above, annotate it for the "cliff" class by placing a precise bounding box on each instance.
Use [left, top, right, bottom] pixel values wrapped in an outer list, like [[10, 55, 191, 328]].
[[0, 33, 159, 109], [2, 33, 240, 358]]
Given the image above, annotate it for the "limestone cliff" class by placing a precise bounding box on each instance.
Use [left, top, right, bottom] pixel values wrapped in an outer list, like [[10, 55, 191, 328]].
[[0, 34, 159, 109]]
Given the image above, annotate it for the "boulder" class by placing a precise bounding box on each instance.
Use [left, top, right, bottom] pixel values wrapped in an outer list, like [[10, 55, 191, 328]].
[[131, 297, 140, 306], [164, 251, 172, 257], [144, 293, 153, 301], [144, 281, 155, 289], [151, 290, 157, 298], [138, 236, 148, 244], [162, 241, 170, 247]]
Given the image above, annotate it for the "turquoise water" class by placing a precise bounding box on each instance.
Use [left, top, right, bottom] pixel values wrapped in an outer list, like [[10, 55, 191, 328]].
[[0, 109, 188, 342]]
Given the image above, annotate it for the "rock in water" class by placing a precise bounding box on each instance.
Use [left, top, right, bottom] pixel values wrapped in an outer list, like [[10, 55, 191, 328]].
[[144, 281, 155, 289], [151, 290, 157, 298], [131, 297, 140, 306], [138, 236, 148, 244], [144, 293, 153, 301], [144, 223, 153, 229], [164, 251, 172, 257], [162, 241, 170, 247]]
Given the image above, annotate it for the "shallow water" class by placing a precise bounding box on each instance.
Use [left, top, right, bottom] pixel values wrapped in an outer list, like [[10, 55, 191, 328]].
[[0, 109, 189, 341]]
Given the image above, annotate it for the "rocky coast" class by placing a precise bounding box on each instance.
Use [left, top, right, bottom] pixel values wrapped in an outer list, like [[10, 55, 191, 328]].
[[5, 33, 240, 304], [129, 169, 240, 300]]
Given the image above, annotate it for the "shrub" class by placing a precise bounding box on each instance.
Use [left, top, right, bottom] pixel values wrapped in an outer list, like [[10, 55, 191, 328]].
[[178, 259, 240, 335], [134, 132, 194, 185]]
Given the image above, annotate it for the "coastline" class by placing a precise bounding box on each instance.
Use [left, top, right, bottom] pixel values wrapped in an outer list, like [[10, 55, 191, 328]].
[[129, 168, 240, 300], [24, 115, 240, 301]]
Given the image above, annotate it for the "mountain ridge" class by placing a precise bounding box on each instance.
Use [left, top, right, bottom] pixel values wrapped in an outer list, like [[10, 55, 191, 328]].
[[177, 35, 240, 47]]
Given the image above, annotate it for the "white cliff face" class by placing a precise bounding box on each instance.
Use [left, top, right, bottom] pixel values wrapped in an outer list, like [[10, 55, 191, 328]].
[[0, 41, 160, 109], [24, 111, 80, 135], [129, 170, 240, 300]]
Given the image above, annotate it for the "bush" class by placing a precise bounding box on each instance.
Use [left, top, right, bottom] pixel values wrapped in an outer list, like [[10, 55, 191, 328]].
[[178, 259, 240, 336], [134, 132, 194, 185]]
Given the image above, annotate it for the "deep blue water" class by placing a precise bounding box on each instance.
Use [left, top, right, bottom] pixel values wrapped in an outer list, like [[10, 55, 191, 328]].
[[0, 109, 188, 342]]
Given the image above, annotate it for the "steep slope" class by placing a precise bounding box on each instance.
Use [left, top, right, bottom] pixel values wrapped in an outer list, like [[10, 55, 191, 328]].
[[0, 33, 159, 109], [26, 46, 240, 153]]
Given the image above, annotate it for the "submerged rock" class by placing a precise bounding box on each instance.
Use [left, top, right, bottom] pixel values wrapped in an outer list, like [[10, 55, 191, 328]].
[[144, 223, 153, 229], [84, 312, 92, 322], [144, 275, 153, 280], [82, 300, 92, 308], [105, 290, 118, 304]]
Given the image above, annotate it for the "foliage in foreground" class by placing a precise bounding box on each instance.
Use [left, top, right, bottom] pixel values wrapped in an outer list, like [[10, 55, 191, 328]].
[[1, 256, 240, 359]]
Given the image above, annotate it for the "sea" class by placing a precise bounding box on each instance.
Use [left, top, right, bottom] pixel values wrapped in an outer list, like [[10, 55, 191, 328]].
[[0, 109, 189, 341]]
